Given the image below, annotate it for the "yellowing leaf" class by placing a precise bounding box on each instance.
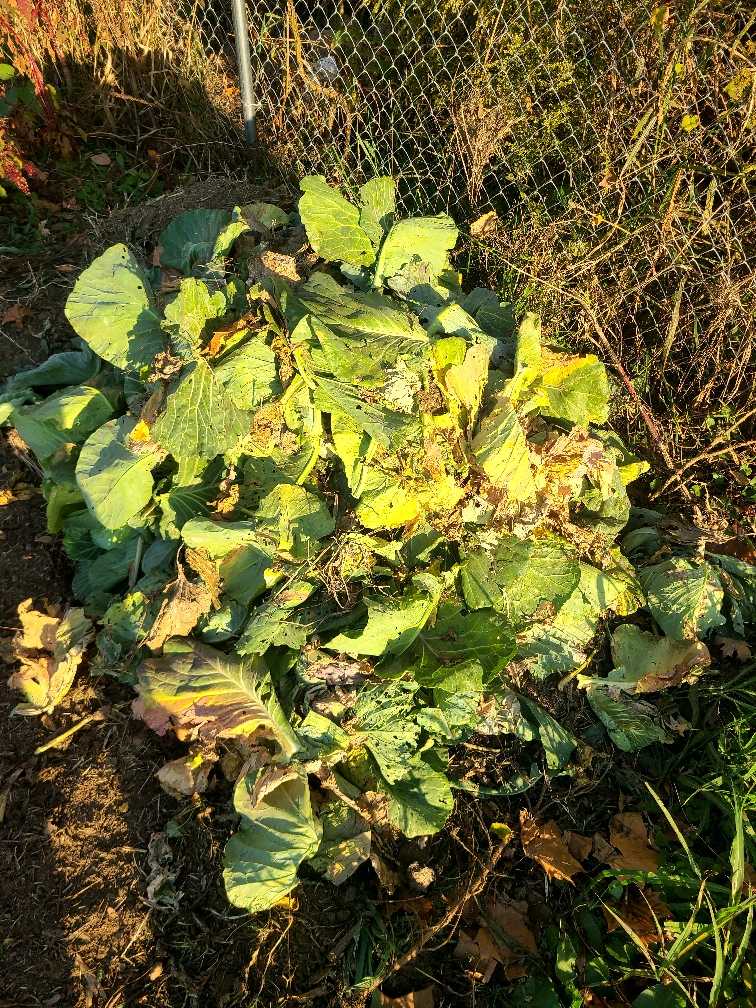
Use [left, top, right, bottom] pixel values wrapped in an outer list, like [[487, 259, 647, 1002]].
[[680, 114, 700, 132], [471, 394, 536, 501], [130, 420, 151, 442]]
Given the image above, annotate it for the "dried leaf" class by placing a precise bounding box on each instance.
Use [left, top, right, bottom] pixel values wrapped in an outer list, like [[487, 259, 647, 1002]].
[[608, 812, 658, 872], [185, 547, 222, 608], [90, 152, 111, 165], [383, 891, 434, 924], [370, 849, 400, 893], [2, 303, 33, 328], [707, 536, 756, 565], [469, 210, 499, 238], [564, 831, 594, 863], [603, 884, 669, 946], [157, 749, 216, 797], [714, 635, 752, 662], [13, 598, 59, 655], [8, 603, 93, 716], [144, 561, 212, 652], [380, 987, 435, 1008], [593, 832, 618, 863], [75, 954, 105, 1008], [453, 927, 504, 982], [520, 810, 585, 883], [485, 900, 538, 952]]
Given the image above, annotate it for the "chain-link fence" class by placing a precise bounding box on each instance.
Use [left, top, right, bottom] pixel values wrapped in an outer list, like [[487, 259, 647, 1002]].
[[4, 0, 756, 448], [213, 0, 755, 435]]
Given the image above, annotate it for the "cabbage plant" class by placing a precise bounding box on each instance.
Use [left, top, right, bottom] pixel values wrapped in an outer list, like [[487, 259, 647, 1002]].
[[3, 176, 754, 913]]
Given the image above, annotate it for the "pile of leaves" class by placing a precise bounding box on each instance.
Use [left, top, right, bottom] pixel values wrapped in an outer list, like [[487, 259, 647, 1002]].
[[3, 174, 756, 918]]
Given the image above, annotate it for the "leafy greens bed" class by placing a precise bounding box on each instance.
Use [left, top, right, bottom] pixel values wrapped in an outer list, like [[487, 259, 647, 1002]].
[[3, 176, 755, 915]]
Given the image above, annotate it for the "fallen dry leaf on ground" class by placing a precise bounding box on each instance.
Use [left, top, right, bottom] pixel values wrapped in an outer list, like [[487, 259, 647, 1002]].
[[7, 601, 93, 716], [520, 810, 585, 883], [453, 927, 504, 982], [603, 884, 669, 946], [485, 900, 538, 952], [593, 833, 617, 863], [564, 831, 594, 863], [75, 954, 104, 1008], [383, 891, 433, 923], [2, 304, 33, 328], [608, 812, 658, 872], [157, 749, 216, 797], [714, 635, 752, 662], [380, 986, 435, 1008], [469, 210, 499, 237], [90, 152, 111, 165]]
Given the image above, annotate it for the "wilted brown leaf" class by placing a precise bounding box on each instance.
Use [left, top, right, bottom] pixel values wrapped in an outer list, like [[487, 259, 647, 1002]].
[[185, 546, 222, 608], [157, 749, 216, 797], [608, 813, 658, 872], [453, 927, 504, 982], [520, 811, 585, 883], [706, 536, 756, 565], [603, 884, 669, 946], [485, 900, 537, 952], [564, 831, 594, 863], [13, 598, 59, 655], [469, 210, 499, 238], [2, 303, 33, 328], [144, 562, 212, 652], [7, 602, 93, 716], [383, 890, 434, 924], [714, 635, 752, 662], [380, 987, 435, 1008]]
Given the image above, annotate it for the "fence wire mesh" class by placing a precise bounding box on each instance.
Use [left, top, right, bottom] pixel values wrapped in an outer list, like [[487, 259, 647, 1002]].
[[3, 0, 756, 446], [224, 0, 755, 427]]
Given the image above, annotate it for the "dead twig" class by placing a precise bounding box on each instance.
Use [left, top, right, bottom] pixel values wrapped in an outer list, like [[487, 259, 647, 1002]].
[[651, 438, 756, 500], [34, 709, 107, 755]]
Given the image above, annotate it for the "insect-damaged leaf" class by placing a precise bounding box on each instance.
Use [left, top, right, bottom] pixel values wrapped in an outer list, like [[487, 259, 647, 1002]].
[[373, 214, 459, 286], [223, 765, 322, 912], [12, 385, 114, 461], [65, 244, 165, 370], [306, 801, 371, 884], [151, 359, 249, 459], [133, 638, 301, 759], [639, 558, 725, 640], [585, 688, 672, 751], [76, 416, 161, 530], [358, 176, 396, 245], [471, 394, 536, 500]]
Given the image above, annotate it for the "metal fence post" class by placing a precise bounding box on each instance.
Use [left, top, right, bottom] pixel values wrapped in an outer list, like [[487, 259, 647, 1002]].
[[231, 0, 257, 147]]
